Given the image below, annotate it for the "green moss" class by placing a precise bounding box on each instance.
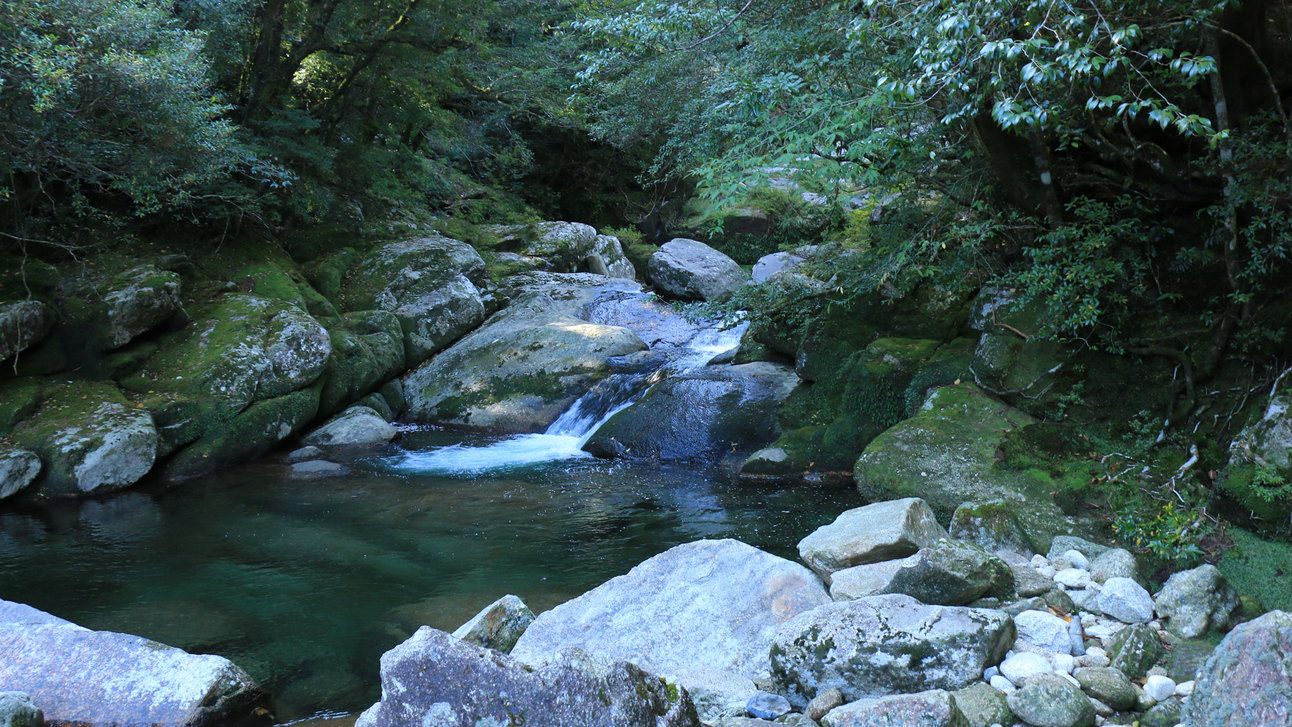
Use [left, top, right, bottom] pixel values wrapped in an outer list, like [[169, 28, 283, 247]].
[[232, 262, 337, 318], [0, 377, 46, 436], [303, 248, 364, 305], [1218, 527, 1292, 613]]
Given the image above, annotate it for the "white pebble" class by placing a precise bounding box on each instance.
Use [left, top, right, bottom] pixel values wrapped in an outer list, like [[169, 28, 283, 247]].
[[1038, 564, 1057, 579], [1144, 674, 1177, 702], [1062, 549, 1091, 570], [1055, 568, 1093, 589], [984, 666, 1000, 680], [1001, 652, 1051, 686], [990, 675, 1017, 694], [1052, 653, 1076, 673], [1176, 680, 1195, 697]]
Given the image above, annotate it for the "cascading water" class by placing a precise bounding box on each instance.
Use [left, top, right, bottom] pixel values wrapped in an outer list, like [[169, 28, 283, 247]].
[[388, 316, 748, 475]]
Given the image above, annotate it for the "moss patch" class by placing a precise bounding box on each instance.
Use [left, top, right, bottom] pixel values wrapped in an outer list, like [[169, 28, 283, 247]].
[[1217, 527, 1292, 613]]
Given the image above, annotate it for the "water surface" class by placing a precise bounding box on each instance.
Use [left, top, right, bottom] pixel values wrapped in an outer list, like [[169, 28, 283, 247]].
[[0, 434, 858, 721]]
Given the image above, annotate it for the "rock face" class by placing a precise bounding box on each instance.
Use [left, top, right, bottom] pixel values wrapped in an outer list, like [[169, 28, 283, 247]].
[[769, 594, 1014, 706], [648, 239, 749, 301], [452, 594, 535, 653], [355, 626, 700, 727], [511, 539, 830, 703], [340, 236, 487, 366], [1153, 564, 1242, 638], [302, 405, 396, 446], [798, 498, 948, 582], [1187, 610, 1292, 726], [822, 690, 968, 727], [853, 386, 1076, 542], [0, 300, 52, 362], [0, 447, 41, 500], [0, 599, 267, 727], [403, 279, 648, 433], [584, 362, 798, 461], [9, 381, 158, 498], [317, 309, 405, 415]]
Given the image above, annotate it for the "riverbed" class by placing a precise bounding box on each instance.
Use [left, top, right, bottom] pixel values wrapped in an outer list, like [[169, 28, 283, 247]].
[[0, 430, 858, 721]]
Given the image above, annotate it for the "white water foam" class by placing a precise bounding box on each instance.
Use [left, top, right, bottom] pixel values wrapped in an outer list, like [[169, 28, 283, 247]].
[[390, 318, 747, 475]]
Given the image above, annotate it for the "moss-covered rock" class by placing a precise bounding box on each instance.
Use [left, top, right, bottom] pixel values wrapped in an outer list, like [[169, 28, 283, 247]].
[[9, 380, 157, 498], [968, 288, 1067, 396], [1106, 623, 1161, 678], [59, 265, 181, 351], [0, 378, 45, 436], [0, 300, 53, 363], [121, 293, 330, 455], [853, 384, 1082, 544], [161, 388, 319, 482], [230, 262, 337, 319], [1216, 526, 1292, 613], [317, 310, 404, 416]]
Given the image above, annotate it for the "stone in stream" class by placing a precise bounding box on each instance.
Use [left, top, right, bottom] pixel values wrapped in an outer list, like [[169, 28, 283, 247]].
[[797, 497, 947, 582], [769, 594, 1014, 706], [1186, 610, 1292, 726], [583, 362, 798, 462], [648, 238, 749, 302], [452, 594, 535, 653], [1153, 564, 1242, 639], [355, 626, 699, 727], [821, 690, 968, 727], [510, 539, 830, 718], [302, 405, 396, 446], [0, 599, 269, 727]]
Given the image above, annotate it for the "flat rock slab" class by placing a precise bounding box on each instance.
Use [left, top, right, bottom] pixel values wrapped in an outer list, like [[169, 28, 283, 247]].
[[0, 599, 266, 727], [798, 498, 947, 581], [355, 626, 699, 727], [510, 539, 830, 698], [770, 594, 1014, 706]]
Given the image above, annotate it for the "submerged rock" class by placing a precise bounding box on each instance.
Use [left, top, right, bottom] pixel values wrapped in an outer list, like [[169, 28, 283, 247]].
[[769, 594, 1014, 706], [1186, 610, 1292, 726], [452, 594, 535, 654], [585, 362, 797, 461], [511, 539, 829, 711], [798, 498, 947, 582], [357, 627, 699, 727], [648, 239, 749, 301], [302, 405, 396, 446], [0, 599, 268, 727]]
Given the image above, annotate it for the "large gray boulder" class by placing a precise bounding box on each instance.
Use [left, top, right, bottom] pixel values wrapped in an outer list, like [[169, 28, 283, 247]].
[[594, 234, 638, 279], [1153, 564, 1242, 639], [584, 362, 798, 461], [1187, 610, 1292, 726], [648, 239, 749, 301], [355, 626, 699, 727], [340, 236, 487, 366], [751, 252, 807, 284], [0, 599, 267, 726], [0, 447, 41, 500], [302, 405, 396, 446], [9, 381, 158, 498], [511, 539, 830, 710], [829, 539, 1013, 606], [769, 594, 1015, 706], [822, 690, 968, 727], [0, 300, 52, 362], [402, 283, 648, 432], [798, 498, 948, 582]]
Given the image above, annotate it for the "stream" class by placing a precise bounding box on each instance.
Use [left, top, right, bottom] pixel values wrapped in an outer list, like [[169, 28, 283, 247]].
[[0, 296, 860, 722]]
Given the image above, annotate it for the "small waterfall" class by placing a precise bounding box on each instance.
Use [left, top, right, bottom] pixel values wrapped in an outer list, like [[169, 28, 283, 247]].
[[389, 317, 746, 475]]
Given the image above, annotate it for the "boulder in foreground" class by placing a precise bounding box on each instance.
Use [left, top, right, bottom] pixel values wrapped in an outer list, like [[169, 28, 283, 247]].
[[0, 599, 269, 727], [355, 626, 699, 727], [1186, 610, 1292, 726]]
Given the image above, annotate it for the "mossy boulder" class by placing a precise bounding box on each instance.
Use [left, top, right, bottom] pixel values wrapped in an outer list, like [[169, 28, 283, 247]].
[[339, 236, 487, 366], [585, 362, 798, 462], [59, 265, 182, 351], [853, 385, 1080, 545], [0, 378, 45, 436], [878, 539, 1016, 606], [230, 262, 336, 319], [121, 293, 330, 455], [1106, 623, 1161, 678], [317, 310, 405, 416], [1186, 610, 1292, 726], [161, 388, 319, 482], [0, 300, 53, 363], [9, 380, 157, 498], [403, 291, 648, 433]]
